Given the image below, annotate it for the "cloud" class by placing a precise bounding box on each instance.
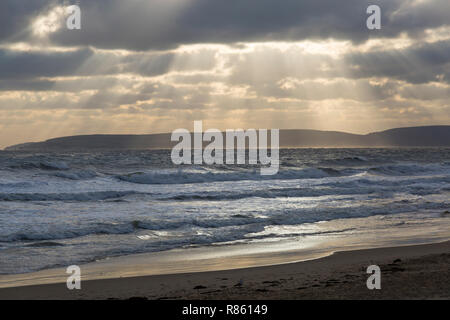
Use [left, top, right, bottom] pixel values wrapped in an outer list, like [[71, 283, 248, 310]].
[[2, 0, 450, 52], [0, 48, 93, 79], [0, 46, 220, 83], [0, 0, 450, 148], [120, 49, 218, 76], [0, 79, 55, 91], [43, 0, 449, 50], [344, 40, 450, 83], [0, 0, 50, 43]]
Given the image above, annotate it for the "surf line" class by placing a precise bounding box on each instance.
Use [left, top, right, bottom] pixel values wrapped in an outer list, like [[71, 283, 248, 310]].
[[171, 121, 279, 175]]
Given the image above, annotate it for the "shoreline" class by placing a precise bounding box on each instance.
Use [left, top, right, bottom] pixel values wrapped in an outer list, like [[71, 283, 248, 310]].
[[1, 240, 449, 300], [2, 210, 449, 290]]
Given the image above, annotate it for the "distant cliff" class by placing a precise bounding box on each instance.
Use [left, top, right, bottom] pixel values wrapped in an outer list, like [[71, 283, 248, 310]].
[[4, 126, 450, 151]]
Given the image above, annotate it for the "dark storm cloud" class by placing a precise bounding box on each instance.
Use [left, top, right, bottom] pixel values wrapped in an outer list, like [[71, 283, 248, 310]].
[[1, 0, 449, 51], [1, 0, 449, 92], [0, 46, 218, 85], [0, 77, 125, 92], [0, 48, 93, 79], [47, 0, 447, 51], [389, 0, 450, 38], [344, 40, 450, 83]]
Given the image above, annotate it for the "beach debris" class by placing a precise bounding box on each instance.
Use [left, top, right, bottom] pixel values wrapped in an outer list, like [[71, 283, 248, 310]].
[[193, 285, 207, 290], [234, 279, 244, 287], [127, 296, 148, 300], [388, 258, 403, 266]]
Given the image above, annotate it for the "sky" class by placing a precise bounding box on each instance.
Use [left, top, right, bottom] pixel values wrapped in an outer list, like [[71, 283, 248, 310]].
[[0, 0, 449, 148]]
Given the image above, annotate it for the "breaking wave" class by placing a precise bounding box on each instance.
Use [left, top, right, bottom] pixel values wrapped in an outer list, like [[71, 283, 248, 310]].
[[10, 160, 70, 171], [116, 167, 349, 185], [0, 191, 140, 202]]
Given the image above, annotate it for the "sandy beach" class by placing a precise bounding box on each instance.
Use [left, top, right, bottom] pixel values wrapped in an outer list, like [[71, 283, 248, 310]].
[[0, 240, 448, 300]]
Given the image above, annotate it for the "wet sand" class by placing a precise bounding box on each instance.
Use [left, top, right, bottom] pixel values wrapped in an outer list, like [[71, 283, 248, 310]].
[[0, 241, 448, 300]]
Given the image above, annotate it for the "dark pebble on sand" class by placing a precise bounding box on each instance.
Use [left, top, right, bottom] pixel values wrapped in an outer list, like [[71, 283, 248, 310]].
[[193, 285, 207, 290]]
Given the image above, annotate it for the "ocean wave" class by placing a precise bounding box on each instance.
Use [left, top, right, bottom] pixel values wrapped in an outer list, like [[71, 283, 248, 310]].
[[10, 160, 70, 171], [0, 217, 263, 242], [1, 200, 448, 244], [0, 182, 33, 188], [368, 163, 449, 176], [160, 187, 374, 201], [0, 190, 139, 202], [320, 156, 369, 166], [243, 227, 357, 241], [0, 223, 138, 242], [342, 156, 368, 162], [321, 175, 450, 188], [116, 167, 350, 185], [25, 241, 65, 247], [160, 178, 448, 201], [52, 169, 98, 180]]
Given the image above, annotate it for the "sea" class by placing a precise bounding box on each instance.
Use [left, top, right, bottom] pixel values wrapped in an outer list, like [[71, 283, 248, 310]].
[[0, 148, 449, 275]]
